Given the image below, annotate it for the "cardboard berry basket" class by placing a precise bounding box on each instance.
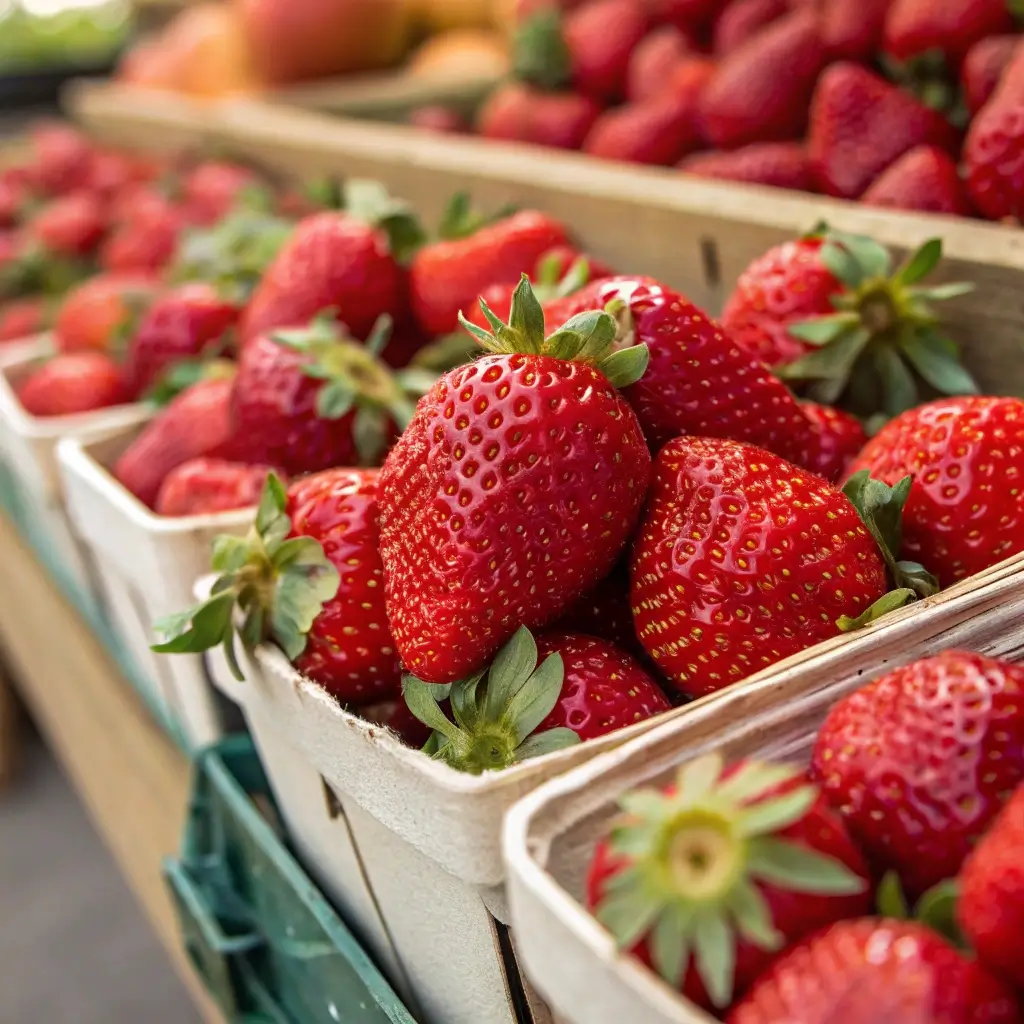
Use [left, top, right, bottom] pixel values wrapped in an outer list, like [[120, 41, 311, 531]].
[[501, 563, 1024, 1024], [56, 427, 251, 749], [0, 341, 150, 602], [200, 551, 1024, 1024]]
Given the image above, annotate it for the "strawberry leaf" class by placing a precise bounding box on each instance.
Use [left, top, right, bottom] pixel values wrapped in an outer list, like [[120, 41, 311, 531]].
[[894, 238, 942, 286], [513, 727, 579, 761], [837, 587, 917, 631], [900, 330, 980, 397], [514, 8, 572, 91], [877, 870, 911, 919]]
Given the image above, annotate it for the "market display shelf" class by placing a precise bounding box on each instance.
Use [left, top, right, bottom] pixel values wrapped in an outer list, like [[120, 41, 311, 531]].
[[0, 512, 225, 1024]]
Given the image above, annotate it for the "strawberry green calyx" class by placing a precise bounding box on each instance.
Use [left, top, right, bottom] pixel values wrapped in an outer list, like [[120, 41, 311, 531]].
[[513, 7, 572, 91], [458, 275, 649, 389], [877, 871, 966, 950], [838, 470, 940, 630], [778, 232, 978, 419], [146, 356, 236, 407], [152, 473, 339, 680], [273, 313, 416, 464], [402, 626, 579, 774], [596, 755, 867, 1009], [343, 179, 427, 263], [435, 192, 518, 242]]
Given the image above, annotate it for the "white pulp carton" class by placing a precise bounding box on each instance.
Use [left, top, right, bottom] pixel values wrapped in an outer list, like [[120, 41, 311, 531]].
[[0, 341, 150, 599], [57, 428, 253, 747], [200, 551, 1024, 1024], [501, 565, 1024, 1024]]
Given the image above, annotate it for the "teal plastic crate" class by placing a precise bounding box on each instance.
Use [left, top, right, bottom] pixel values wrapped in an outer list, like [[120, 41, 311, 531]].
[[165, 736, 416, 1024]]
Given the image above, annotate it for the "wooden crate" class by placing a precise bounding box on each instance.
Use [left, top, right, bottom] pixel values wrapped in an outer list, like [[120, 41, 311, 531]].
[[64, 82, 1024, 398]]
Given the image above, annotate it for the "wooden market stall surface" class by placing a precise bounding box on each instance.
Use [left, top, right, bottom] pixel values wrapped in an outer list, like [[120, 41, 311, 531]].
[[0, 513, 224, 1024]]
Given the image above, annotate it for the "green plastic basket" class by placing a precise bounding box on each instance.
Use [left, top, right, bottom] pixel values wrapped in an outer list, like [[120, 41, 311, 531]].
[[165, 735, 417, 1024]]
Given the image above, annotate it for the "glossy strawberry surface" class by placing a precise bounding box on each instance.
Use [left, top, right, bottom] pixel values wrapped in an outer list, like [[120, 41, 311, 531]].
[[379, 353, 651, 684], [181, 161, 262, 226], [0, 298, 46, 343], [632, 436, 887, 699], [99, 194, 183, 275], [154, 458, 275, 517], [800, 401, 866, 482], [679, 142, 815, 191], [544, 277, 818, 465], [847, 397, 1024, 587], [285, 468, 402, 703], [240, 211, 403, 345], [811, 651, 1024, 898], [54, 273, 157, 354], [728, 919, 1022, 1024], [861, 145, 972, 215], [883, 0, 1013, 67], [17, 352, 127, 417], [26, 191, 106, 257]]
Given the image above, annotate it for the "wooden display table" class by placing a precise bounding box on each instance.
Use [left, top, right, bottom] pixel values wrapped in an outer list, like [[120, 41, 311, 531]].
[[0, 514, 224, 1024]]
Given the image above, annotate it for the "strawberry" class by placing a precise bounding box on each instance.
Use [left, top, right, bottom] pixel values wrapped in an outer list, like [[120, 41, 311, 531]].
[[0, 298, 47, 343], [679, 142, 814, 191], [720, 229, 978, 418], [627, 24, 693, 101], [631, 436, 935, 699], [154, 471, 403, 704], [402, 627, 670, 772], [124, 283, 239, 396], [712, 0, 787, 56], [582, 90, 703, 165], [962, 35, 1020, 116], [99, 193, 183, 275], [0, 173, 30, 229], [30, 123, 94, 196], [812, 650, 1024, 898], [384, 697, 435, 749], [810, 0, 891, 62], [697, 10, 828, 149], [53, 273, 157, 354], [542, 276, 820, 467], [410, 209, 568, 337], [409, 105, 469, 134], [883, 0, 1014, 68], [239, 195, 416, 347], [23, 191, 106, 258], [17, 352, 127, 417], [554, 558, 647, 660], [959, 783, 1024, 989], [587, 755, 871, 1011], [799, 401, 865, 483], [846, 396, 1024, 587], [231, 315, 413, 477], [154, 458, 279, 517], [965, 47, 1024, 221], [82, 149, 159, 201], [861, 144, 972, 215], [378, 279, 652, 685], [728, 918, 1022, 1024], [641, 0, 716, 29], [808, 63, 960, 200], [114, 373, 239, 509], [475, 82, 601, 149], [562, 0, 650, 102], [180, 160, 264, 227]]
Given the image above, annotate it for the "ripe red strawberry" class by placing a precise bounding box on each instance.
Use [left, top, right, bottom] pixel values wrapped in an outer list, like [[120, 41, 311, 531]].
[[240, 204, 411, 347], [697, 10, 828, 149], [0, 173, 30, 229], [846, 397, 1024, 587], [124, 283, 239, 396], [861, 145, 972, 215], [82, 148, 159, 201], [180, 161, 263, 227], [154, 458, 279, 517], [812, 650, 1024, 898], [54, 273, 157, 354], [379, 279, 652, 684], [30, 123, 94, 196], [587, 756, 871, 1011], [965, 47, 1024, 221], [24, 191, 106, 258], [154, 470, 402, 704], [679, 142, 814, 191], [728, 918, 1022, 1024], [409, 105, 468, 134], [713, 0, 787, 56], [583, 90, 703, 165], [410, 209, 568, 337], [720, 229, 977, 417], [17, 352, 127, 417], [554, 558, 647, 660], [959, 783, 1024, 989], [808, 0, 891, 62], [114, 373, 239, 509], [402, 628, 670, 772], [232, 316, 412, 477], [641, 0, 715, 29], [627, 24, 693, 101], [631, 436, 930, 699], [0, 298, 47, 343], [475, 82, 601, 149], [542, 276, 820, 467], [562, 0, 650, 102], [883, 0, 1013, 68], [808, 63, 960, 200], [799, 401, 865, 483], [963, 35, 1020, 116], [99, 194, 183, 275]]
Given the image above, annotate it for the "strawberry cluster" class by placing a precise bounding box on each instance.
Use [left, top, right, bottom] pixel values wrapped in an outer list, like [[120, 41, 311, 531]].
[[587, 649, 1024, 1022], [410, 0, 1024, 221]]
